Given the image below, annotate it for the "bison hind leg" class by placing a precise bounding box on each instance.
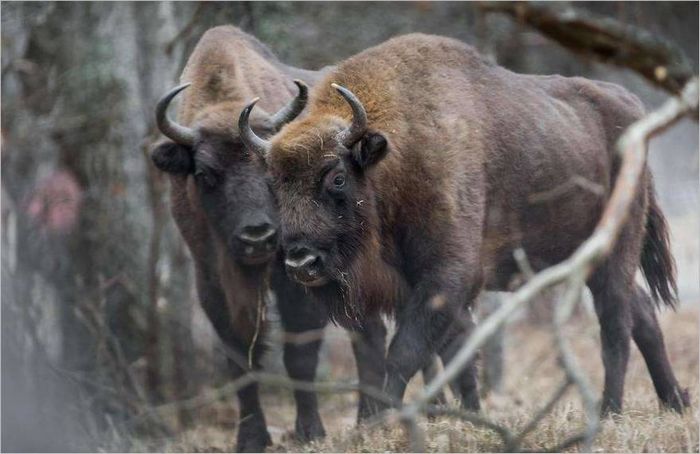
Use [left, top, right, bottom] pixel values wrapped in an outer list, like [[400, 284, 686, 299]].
[[587, 265, 634, 416], [631, 284, 690, 413]]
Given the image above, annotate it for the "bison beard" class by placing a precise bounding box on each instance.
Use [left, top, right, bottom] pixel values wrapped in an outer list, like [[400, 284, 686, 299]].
[[312, 235, 408, 329]]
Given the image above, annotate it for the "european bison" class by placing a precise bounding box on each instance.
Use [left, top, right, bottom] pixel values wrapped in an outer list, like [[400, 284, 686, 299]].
[[151, 26, 390, 451], [239, 33, 689, 414]]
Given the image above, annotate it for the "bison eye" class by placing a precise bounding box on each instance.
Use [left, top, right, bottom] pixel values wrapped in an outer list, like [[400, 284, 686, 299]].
[[333, 173, 346, 188], [194, 169, 218, 188], [323, 169, 347, 195]]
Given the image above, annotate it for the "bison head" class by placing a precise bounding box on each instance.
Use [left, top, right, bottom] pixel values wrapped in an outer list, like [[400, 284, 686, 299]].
[[151, 81, 307, 266], [239, 84, 389, 287]]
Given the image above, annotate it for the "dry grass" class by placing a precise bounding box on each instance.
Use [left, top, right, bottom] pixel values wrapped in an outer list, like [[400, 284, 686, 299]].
[[143, 305, 698, 453]]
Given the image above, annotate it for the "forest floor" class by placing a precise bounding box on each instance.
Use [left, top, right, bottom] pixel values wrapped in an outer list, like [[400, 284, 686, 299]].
[[138, 304, 698, 453]]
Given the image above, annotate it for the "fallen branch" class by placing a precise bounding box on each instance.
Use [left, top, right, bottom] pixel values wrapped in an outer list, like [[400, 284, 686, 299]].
[[479, 1, 696, 98]]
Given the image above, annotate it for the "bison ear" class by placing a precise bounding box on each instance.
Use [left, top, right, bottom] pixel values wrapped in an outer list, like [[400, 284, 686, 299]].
[[151, 141, 194, 174], [351, 132, 388, 170]]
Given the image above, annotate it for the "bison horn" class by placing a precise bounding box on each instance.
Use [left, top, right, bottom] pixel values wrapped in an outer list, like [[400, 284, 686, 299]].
[[268, 79, 309, 130], [332, 83, 367, 147], [155, 83, 195, 147], [239, 98, 272, 158]]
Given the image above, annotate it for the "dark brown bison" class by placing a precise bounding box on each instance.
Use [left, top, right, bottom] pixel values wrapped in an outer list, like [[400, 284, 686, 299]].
[[150, 26, 393, 451], [240, 33, 689, 414]]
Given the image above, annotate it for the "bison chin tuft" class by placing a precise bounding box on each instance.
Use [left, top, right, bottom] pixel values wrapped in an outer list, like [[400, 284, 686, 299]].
[[291, 274, 329, 287], [306, 278, 366, 329], [305, 237, 405, 328]]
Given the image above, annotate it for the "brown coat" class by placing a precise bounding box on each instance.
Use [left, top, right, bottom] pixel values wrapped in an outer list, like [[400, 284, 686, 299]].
[[259, 33, 682, 412], [269, 33, 647, 313]]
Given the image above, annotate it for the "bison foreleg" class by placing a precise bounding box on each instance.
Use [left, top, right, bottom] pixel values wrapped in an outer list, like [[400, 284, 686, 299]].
[[384, 302, 436, 407], [198, 281, 271, 452], [349, 315, 389, 422]]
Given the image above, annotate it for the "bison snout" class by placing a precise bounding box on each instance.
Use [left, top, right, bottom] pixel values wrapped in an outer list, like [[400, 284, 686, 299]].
[[285, 245, 328, 287], [238, 222, 277, 245], [234, 221, 278, 265]]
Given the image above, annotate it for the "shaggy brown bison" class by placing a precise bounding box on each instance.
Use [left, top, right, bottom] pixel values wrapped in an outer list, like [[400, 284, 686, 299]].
[[151, 26, 394, 451], [239, 33, 689, 414]]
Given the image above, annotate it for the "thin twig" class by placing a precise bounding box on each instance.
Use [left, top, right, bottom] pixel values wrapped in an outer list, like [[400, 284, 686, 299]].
[[513, 247, 535, 280], [509, 378, 573, 450], [528, 175, 606, 204], [401, 415, 426, 452], [164, 3, 209, 56], [424, 405, 517, 448], [552, 277, 598, 451], [248, 275, 268, 368], [131, 370, 394, 427]]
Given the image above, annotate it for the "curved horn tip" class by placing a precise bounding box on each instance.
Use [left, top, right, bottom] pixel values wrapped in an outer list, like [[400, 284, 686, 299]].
[[240, 98, 260, 121], [165, 83, 191, 99], [156, 83, 195, 146], [157, 83, 190, 106], [330, 83, 356, 100], [331, 83, 367, 147], [238, 97, 272, 157], [293, 79, 308, 97]]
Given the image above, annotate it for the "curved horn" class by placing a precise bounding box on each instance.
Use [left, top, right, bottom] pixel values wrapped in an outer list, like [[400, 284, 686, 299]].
[[331, 83, 367, 147], [268, 79, 309, 130], [155, 83, 195, 147], [238, 98, 272, 158]]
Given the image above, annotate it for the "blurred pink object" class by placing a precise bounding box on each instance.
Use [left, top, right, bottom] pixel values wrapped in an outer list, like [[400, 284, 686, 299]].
[[26, 170, 83, 234]]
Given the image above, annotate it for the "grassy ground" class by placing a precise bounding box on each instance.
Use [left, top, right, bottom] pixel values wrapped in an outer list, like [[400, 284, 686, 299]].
[[149, 305, 698, 452]]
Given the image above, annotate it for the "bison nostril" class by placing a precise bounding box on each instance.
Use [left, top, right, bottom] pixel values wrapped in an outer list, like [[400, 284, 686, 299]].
[[285, 246, 320, 270], [285, 253, 318, 270], [238, 223, 277, 244]]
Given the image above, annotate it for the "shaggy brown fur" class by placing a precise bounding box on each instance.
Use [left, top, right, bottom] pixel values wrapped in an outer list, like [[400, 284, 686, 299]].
[[165, 25, 324, 321], [151, 26, 335, 452], [262, 33, 688, 414]]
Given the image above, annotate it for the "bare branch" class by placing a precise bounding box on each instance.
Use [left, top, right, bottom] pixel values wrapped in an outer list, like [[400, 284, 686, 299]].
[[401, 415, 426, 453], [424, 405, 517, 448], [479, 1, 696, 98], [552, 277, 598, 451], [528, 175, 606, 204], [513, 247, 535, 280], [164, 3, 209, 56], [509, 378, 572, 450], [132, 370, 394, 428]]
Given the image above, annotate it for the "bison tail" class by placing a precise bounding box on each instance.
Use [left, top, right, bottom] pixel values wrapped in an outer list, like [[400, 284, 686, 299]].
[[640, 188, 678, 309]]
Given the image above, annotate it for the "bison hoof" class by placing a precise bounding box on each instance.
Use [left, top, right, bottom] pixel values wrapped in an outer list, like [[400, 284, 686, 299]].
[[236, 416, 272, 452], [662, 387, 691, 413], [357, 396, 390, 423], [294, 415, 326, 443]]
